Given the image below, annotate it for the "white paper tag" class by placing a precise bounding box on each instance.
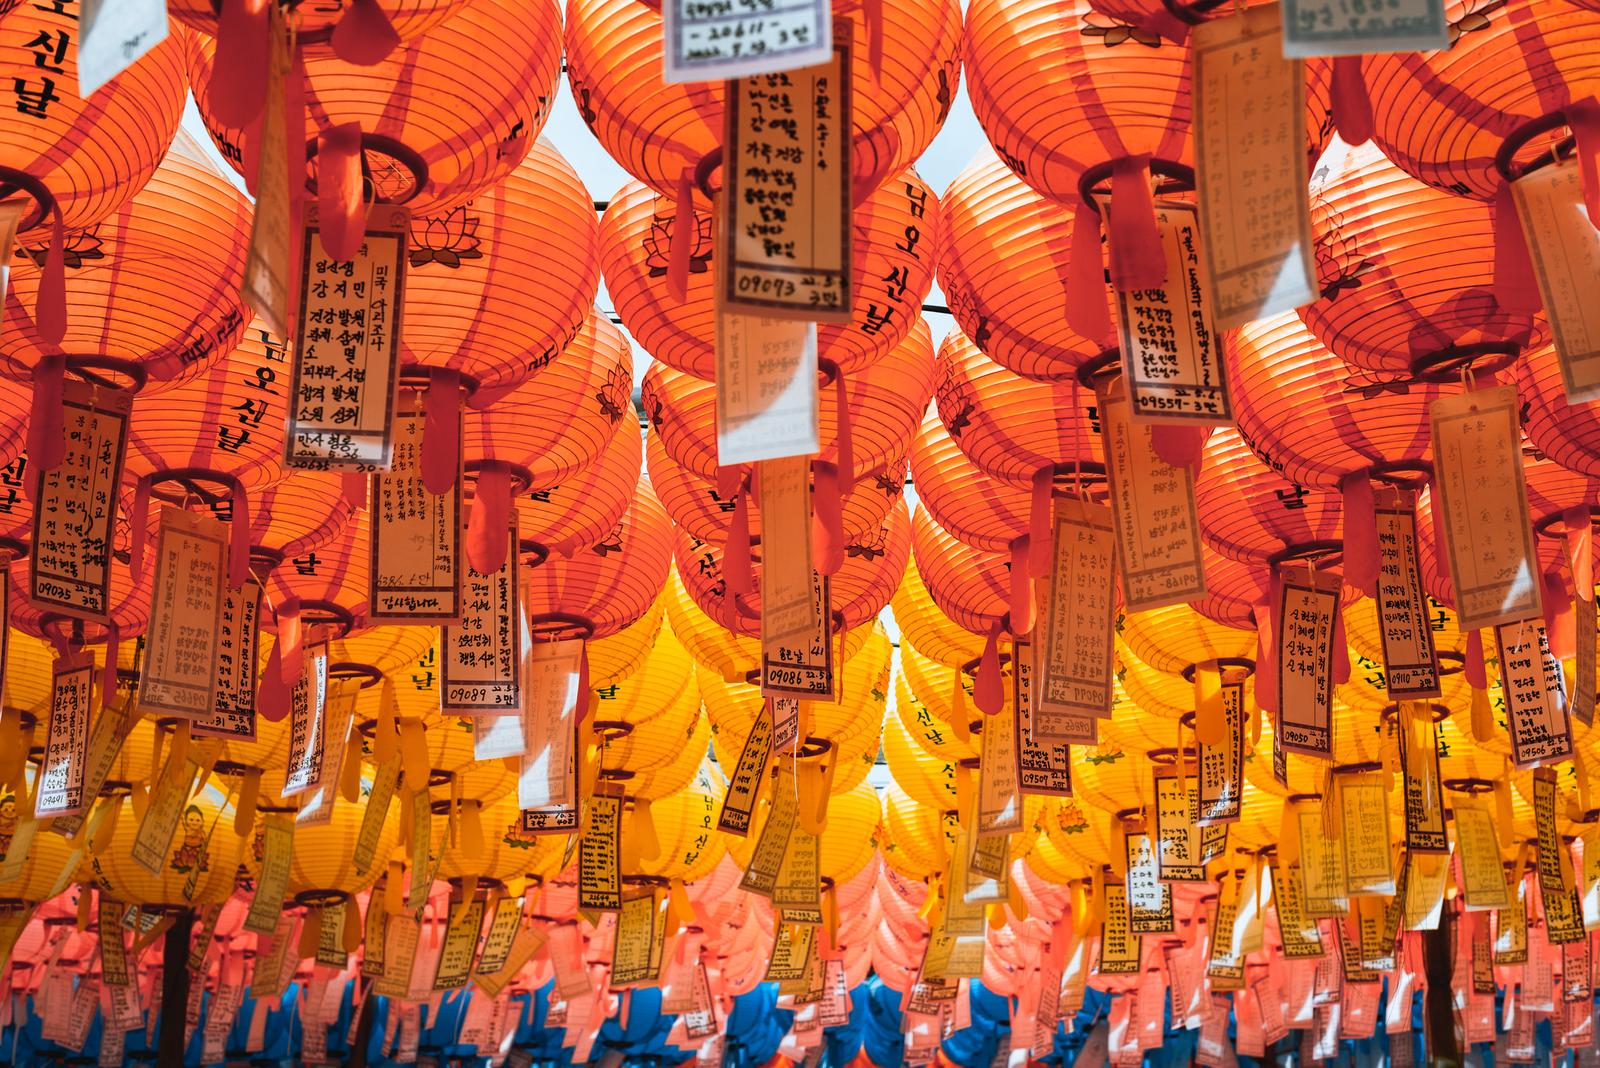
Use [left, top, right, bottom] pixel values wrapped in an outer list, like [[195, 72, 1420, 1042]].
[[1281, 0, 1447, 56], [1513, 157, 1600, 402], [78, 0, 170, 97], [715, 315, 820, 465], [662, 0, 832, 82]]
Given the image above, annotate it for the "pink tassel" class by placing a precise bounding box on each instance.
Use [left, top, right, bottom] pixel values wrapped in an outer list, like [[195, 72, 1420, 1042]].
[[724, 484, 754, 599], [667, 168, 696, 304], [99, 621, 119, 710], [317, 122, 366, 263], [258, 643, 291, 722], [1465, 628, 1487, 689], [229, 483, 251, 589], [422, 369, 462, 495], [1491, 186, 1542, 315], [127, 477, 152, 589], [973, 620, 1004, 715], [1331, 600, 1350, 685], [1543, 567, 1575, 661], [210, 0, 270, 128], [1331, 57, 1372, 147], [865, 0, 884, 79], [832, 373, 854, 485], [331, 0, 401, 65], [716, 465, 743, 501], [1255, 597, 1278, 715], [1149, 425, 1208, 469], [1570, 98, 1600, 230], [1027, 467, 1054, 578], [341, 471, 367, 511], [465, 465, 512, 575], [25, 354, 65, 479], [1065, 207, 1111, 343], [1340, 473, 1378, 597], [812, 463, 845, 577], [1106, 156, 1165, 292], [1009, 539, 1035, 637], [36, 209, 66, 346]]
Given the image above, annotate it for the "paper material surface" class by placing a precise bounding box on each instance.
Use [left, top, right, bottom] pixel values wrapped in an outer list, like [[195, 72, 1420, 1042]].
[[1281, 0, 1447, 55], [662, 0, 831, 82], [715, 315, 820, 465]]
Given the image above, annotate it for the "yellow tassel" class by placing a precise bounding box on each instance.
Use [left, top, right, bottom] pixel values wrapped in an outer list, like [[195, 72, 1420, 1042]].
[[129, 781, 150, 827], [462, 874, 478, 903], [344, 898, 363, 952], [448, 776, 462, 849], [376, 677, 399, 764], [386, 860, 404, 916], [1577, 749, 1594, 815], [92, 797, 121, 857], [75, 885, 91, 930], [1279, 799, 1301, 871], [234, 769, 261, 838], [823, 881, 839, 949], [987, 903, 1006, 931], [400, 719, 431, 793], [169, 721, 191, 777], [460, 799, 484, 860], [1193, 661, 1224, 746], [631, 798, 660, 861], [1496, 769, 1516, 852], [796, 756, 832, 836], [1470, 684, 1494, 744], [1109, 821, 1128, 879], [341, 730, 363, 803]]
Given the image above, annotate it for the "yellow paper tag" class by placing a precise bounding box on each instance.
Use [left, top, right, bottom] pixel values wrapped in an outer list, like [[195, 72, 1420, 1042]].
[[1339, 772, 1396, 897], [1373, 495, 1442, 698], [1035, 497, 1117, 717], [1453, 799, 1511, 912], [611, 891, 664, 988], [244, 815, 294, 934], [578, 787, 624, 912]]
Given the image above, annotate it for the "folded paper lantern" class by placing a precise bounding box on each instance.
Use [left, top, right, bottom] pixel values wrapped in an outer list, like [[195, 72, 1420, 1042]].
[[169, 0, 473, 59]]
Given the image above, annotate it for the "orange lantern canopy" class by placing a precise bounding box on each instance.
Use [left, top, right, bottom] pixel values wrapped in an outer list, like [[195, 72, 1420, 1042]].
[[169, 0, 474, 61], [1518, 343, 1600, 479], [601, 170, 941, 381], [565, 0, 961, 212]]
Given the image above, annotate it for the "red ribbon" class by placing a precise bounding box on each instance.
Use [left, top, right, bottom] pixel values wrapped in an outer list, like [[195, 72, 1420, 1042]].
[[36, 208, 66, 346], [1027, 467, 1053, 578], [724, 480, 754, 598], [1570, 98, 1600, 230], [1254, 596, 1278, 715], [1331, 601, 1350, 685], [330, 0, 401, 65], [973, 620, 1005, 715], [576, 641, 591, 723], [1009, 538, 1035, 637], [465, 464, 512, 575], [1491, 186, 1542, 316], [667, 168, 696, 304], [1149, 425, 1208, 469], [422, 369, 462, 495], [210, 0, 270, 129], [1106, 155, 1165, 293], [716, 464, 744, 501], [1565, 504, 1594, 602], [229, 483, 251, 589], [317, 122, 367, 263], [1065, 207, 1111, 343], [865, 0, 884, 79], [1543, 566, 1575, 661], [832, 372, 854, 485], [341, 471, 367, 511], [99, 621, 119, 711], [1464, 628, 1487, 689], [127, 476, 152, 590], [1340, 473, 1379, 597], [811, 462, 845, 577], [277, 600, 303, 685], [1331, 57, 1373, 147], [25, 354, 65, 481]]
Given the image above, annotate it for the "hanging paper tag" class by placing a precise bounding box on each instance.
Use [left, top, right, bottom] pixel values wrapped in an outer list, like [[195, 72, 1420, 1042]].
[[1495, 619, 1575, 768], [244, 815, 294, 934], [1153, 766, 1206, 882], [442, 515, 520, 713], [1192, 7, 1316, 328], [771, 695, 802, 753], [773, 825, 823, 924], [1402, 852, 1448, 930], [662, 0, 830, 81], [1125, 830, 1175, 933], [1016, 633, 1097, 745], [1114, 203, 1230, 423], [718, 713, 772, 836], [1373, 495, 1442, 699], [240, 4, 292, 337], [1197, 673, 1245, 824], [37, 655, 92, 817], [474, 896, 522, 976], [29, 379, 130, 622], [579, 786, 624, 911], [1534, 769, 1587, 944], [1453, 800, 1510, 911], [1276, 568, 1340, 757], [975, 703, 1023, 835], [714, 315, 820, 464], [352, 760, 398, 875], [519, 637, 583, 833], [1398, 711, 1448, 854], [475, 922, 547, 999], [286, 202, 407, 470], [1297, 804, 1349, 915], [1097, 884, 1142, 974], [432, 895, 487, 989], [1098, 382, 1207, 609], [719, 25, 852, 322], [294, 676, 356, 826], [370, 408, 462, 622], [1511, 162, 1600, 394], [194, 578, 262, 740], [129, 752, 202, 875], [758, 456, 817, 640], [78, 0, 170, 97], [1429, 385, 1541, 630], [1206, 879, 1245, 987], [741, 777, 799, 896], [1281, 0, 1446, 52], [612, 891, 664, 987], [98, 898, 129, 986], [1013, 657, 1072, 795], [762, 573, 833, 698], [1036, 497, 1116, 718], [1269, 860, 1327, 958], [138, 508, 228, 718], [282, 644, 332, 797], [765, 923, 816, 983], [51, 703, 134, 839], [1338, 772, 1396, 896]]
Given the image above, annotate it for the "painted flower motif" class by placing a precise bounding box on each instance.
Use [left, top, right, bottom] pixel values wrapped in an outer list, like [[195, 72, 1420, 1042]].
[[592, 523, 624, 556], [19, 226, 105, 269], [410, 206, 484, 269], [642, 212, 713, 278], [1341, 370, 1412, 400], [595, 362, 631, 424], [1448, 0, 1505, 43], [946, 288, 993, 351], [1081, 15, 1161, 47]]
